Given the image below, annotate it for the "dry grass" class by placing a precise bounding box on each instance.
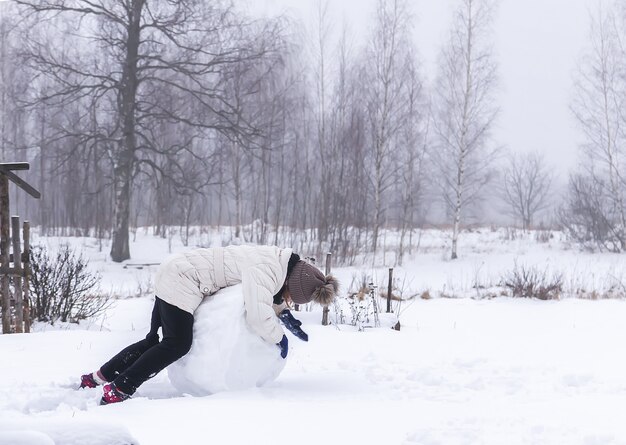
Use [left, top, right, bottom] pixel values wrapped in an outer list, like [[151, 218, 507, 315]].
[[501, 264, 563, 300]]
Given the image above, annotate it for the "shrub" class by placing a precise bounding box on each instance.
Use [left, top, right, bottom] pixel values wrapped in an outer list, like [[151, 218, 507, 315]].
[[559, 174, 626, 252], [501, 263, 563, 300], [331, 273, 380, 331], [29, 244, 110, 324], [534, 228, 553, 243]]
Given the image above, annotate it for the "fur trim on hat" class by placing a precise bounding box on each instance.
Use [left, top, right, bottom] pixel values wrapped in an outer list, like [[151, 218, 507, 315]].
[[311, 275, 339, 306]]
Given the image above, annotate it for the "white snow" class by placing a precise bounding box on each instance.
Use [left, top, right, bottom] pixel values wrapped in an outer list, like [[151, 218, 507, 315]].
[[0, 420, 136, 445], [168, 285, 286, 395], [1, 228, 626, 445]]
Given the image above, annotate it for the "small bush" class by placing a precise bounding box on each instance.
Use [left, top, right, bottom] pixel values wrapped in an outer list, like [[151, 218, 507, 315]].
[[346, 291, 374, 331], [332, 273, 380, 330], [534, 229, 553, 243], [501, 264, 563, 300], [502, 227, 519, 241], [29, 244, 110, 324]]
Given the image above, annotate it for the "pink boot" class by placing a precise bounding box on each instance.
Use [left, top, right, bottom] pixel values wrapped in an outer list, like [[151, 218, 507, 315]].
[[79, 370, 107, 389], [100, 383, 131, 405]]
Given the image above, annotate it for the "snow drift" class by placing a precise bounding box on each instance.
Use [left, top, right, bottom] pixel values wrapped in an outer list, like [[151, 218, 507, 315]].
[[0, 419, 136, 445]]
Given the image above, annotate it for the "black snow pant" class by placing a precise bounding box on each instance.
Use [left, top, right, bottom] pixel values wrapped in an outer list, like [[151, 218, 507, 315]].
[[99, 296, 194, 395]]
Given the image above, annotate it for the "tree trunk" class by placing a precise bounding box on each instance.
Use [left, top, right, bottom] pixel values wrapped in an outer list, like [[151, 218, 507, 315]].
[[0, 176, 10, 333], [111, 156, 132, 262], [110, 0, 144, 262], [451, 159, 464, 260]]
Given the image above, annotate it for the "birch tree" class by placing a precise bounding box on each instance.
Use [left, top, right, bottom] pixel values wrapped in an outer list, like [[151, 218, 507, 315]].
[[433, 0, 499, 259]]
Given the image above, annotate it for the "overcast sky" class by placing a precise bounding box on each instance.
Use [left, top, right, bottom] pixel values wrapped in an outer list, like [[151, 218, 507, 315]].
[[245, 0, 595, 178]]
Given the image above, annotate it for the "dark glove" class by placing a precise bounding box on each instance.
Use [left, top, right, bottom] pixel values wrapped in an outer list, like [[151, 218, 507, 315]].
[[280, 309, 302, 326], [277, 334, 288, 359], [279, 309, 308, 342]]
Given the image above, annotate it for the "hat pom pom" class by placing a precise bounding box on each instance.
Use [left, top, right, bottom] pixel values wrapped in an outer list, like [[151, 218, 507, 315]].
[[311, 275, 339, 306]]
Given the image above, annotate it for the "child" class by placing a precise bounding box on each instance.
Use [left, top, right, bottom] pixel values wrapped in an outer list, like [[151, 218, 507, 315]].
[[79, 245, 338, 405]]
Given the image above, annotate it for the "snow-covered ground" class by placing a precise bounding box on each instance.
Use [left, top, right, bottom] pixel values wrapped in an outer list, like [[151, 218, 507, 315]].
[[1, 228, 626, 445]]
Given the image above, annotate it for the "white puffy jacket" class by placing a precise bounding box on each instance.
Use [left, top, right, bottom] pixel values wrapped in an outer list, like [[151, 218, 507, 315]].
[[154, 245, 292, 344]]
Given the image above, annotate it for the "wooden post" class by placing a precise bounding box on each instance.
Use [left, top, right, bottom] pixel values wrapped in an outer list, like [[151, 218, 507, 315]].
[[23, 221, 30, 333], [387, 267, 393, 313], [0, 175, 10, 333], [321, 252, 331, 326], [12, 216, 23, 333]]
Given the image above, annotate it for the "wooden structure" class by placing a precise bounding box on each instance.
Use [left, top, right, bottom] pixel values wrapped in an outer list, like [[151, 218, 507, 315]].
[[0, 162, 41, 334]]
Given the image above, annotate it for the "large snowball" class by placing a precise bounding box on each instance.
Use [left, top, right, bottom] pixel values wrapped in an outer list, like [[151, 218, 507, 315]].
[[168, 284, 286, 395]]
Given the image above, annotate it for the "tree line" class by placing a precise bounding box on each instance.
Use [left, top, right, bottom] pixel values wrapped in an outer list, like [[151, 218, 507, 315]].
[[0, 0, 619, 264]]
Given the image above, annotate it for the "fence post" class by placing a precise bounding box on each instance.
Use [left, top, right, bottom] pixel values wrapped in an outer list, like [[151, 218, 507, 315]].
[[387, 267, 393, 313], [23, 221, 30, 333], [11, 216, 23, 333], [321, 253, 331, 326], [0, 176, 10, 333]]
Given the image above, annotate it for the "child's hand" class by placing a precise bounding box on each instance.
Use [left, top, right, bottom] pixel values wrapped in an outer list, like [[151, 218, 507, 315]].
[[277, 334, 288, 359], [279, 309, 308, 342]]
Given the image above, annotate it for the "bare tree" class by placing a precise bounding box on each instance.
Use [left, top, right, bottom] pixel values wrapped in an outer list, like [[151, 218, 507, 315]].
[[326, 25, 360, 258], [560, 173, 625, 252], [0, 3, 30, 172], [15, 0, 283, 261], [0, 2, 11, 162], [433, 0, 499, 260], [310, 0, 333, 244], [501, 151, 554, 231], [362, 0, 414, 256], [396, 55, 429, 264], [571, 2, 626, 251]]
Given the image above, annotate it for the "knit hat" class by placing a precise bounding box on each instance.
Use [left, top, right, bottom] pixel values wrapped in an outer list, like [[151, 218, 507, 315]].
[[287, 260, 339, 306]]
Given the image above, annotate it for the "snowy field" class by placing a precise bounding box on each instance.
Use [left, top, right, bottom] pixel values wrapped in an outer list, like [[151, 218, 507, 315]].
[[1, 228, 626, 445]]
